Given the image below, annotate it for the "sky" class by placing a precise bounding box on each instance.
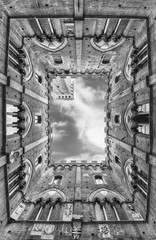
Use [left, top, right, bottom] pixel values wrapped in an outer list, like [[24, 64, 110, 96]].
[[51, 75, 107, 163]]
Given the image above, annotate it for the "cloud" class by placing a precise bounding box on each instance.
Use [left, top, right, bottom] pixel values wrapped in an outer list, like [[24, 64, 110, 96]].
[[64, 152, 106, 163], [53, 77, 106, 152], [51, 121, 68, 140], [52, 121, 68, 128], [52, 151, 67, 156]]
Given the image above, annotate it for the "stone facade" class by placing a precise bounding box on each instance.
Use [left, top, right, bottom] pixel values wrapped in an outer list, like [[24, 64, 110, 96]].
[[0, 1, 156, 240]]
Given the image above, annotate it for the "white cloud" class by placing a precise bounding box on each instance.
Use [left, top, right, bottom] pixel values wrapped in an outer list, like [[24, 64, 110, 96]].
[[53, 77, 106, 152], [52, 151, 67, 156], [52, 121, 68, 128], [64, 152, 106, 163], [51, 121, 68, 140]]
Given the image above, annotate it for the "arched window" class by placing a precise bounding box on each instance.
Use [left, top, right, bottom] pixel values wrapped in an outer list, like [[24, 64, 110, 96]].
[[95, 175, 103, 184], [6, 102, 32, 137], [137, 103, 149, 135], [6, 104, 19, 136], [53, 175, 62, 185], [8, 160, 33, 198], [88, 189, 128, 221], [8, 166, 21, 199]]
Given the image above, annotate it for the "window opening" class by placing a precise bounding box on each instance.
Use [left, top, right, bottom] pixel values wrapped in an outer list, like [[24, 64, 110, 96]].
[[35, 156, 42, 167], [53, 175, 62, 185], [115, 155, 121, 165], [53, 55, 63, 64], [114, 114, 120, 124], [35, 73, 42, 84], [35, 115, 42, 124], [95, 175, 103, 184]]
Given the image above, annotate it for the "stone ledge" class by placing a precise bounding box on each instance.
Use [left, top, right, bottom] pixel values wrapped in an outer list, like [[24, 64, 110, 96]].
[[0, 155, 7, 167], [149, 72, 156, 85], [24, 87, 48, 104], [24, 136, 48, 153], [149, 154, 156, 167], [0, 73, 7, 85], [134, 78, 148, 92]]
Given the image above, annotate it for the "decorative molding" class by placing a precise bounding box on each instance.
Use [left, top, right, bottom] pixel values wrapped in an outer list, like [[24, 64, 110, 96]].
[[149, 72, 156, 85], [22, 101, 33, 139], [24, 87, 48, 104], [123, 45, 134, 82], [23, 47, 34, 82], [124, 100, 135, 137], [24, 136, 48, 153], [33, 36, 68, 52], [30, 188, 67, 202], [90, 36, 126, 52], [88, 188, 126, 202]]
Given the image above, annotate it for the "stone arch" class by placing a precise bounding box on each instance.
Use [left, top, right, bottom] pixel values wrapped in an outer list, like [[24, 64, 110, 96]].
[[22, 158, 33, 194], [22, 46, 34, 82], [88, 188, 126, 202], [124, 100, 135, 137], [123, 45, 134, 82], [90, 36, 125, 52], [30, 187, 67, 202], [33, 36, 68, 52], [22, 101, 33, 138], [123, 158, 136, 193]]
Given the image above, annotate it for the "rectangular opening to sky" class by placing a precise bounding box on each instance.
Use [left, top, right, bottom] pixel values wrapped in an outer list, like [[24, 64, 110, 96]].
[[51, 75, 107, 163]]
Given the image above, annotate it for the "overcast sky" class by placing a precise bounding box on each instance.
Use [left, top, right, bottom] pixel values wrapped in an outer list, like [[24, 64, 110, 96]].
[[51, 75, 107, 163]]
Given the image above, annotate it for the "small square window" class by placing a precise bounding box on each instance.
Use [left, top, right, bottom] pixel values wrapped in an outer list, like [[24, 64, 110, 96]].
[[53, 55, 63, 64], [115, 155, 121, 165], [35, 156, 42, 167], [95, 175, 103, 184], [35, 115, 42, 124], [53, 175, 62, 185], [114, 114, 121, 124], [35, 73, 42, 84]]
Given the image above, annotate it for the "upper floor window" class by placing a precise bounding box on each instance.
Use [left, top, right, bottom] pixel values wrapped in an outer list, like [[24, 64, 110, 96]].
[[138, 124, 149, 135], [138, 103, 149, 114], [95, 175, 103, 184], [53, 55, 63, 65], [115, 75, 121, 84], [6, 104, 19, 136], [115, 155, 121, 165], [35, 155, 42, 167], [101, 55, 110, 64], [35, 115, 42, 124], [53, 175, 62, 185], [137, 170, 148, 198], [114, 114, 121, 124], [35, 73, 42, 84], [136, 103, 149, 135]]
